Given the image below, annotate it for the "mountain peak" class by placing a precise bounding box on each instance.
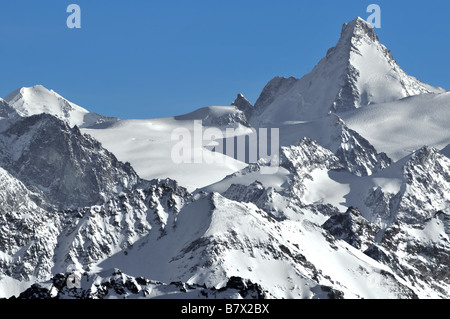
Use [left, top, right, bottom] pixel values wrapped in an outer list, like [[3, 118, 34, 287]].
[[8, 85, 61, 101], [5, 85, 89, 123], [4, 85, 117, 128], [250, 17, 444, 124], [338, 17, 378, 48], [231, 93, 253, 119]]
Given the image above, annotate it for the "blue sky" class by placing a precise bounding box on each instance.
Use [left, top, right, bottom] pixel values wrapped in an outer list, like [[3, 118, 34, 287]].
[[0, 0, 448, 119]]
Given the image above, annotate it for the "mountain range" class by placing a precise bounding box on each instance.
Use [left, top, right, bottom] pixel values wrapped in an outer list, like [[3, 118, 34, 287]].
[[0, 17, 449, 299]]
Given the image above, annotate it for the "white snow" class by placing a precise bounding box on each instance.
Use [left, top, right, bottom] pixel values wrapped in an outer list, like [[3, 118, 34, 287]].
[[302, 169, 350, 211], [82, 109, 251, 191], [341, 92, 450, 161], [0, 277, 35, 298], [5, 85, 90, 127], [204, 166, 291, 194]]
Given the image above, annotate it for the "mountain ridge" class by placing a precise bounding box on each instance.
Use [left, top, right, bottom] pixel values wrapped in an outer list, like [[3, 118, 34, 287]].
[[1, 17, 449, 300], [237, 17, 445, 126], [5, 85, 118, 128]]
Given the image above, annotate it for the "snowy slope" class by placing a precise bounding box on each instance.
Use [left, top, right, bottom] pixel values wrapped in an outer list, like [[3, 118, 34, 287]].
[[5, 85, 116, 128], [96, 191, 415, 299], [340, 92, 450, 161], [82, 108, 251, 191], [302, 146, 450, 225], [442, 144, 450, 158], [234, 16, 449, 176], [200, 143, 450, 297]]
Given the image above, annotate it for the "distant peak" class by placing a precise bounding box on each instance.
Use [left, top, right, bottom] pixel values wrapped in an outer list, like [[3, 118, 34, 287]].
[[231, 93, 253, 118], [232, 93, 251, 105]]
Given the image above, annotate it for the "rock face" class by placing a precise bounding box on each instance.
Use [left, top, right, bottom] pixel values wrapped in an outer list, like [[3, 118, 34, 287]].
[[333, 117, 391, 176], [364, 146, 450, 226], [322, 207, 380, 251], [398, 147, 450, 223], [0, 176, 191, 282], [281, 137, 343, 174], [0, 114, 139, 210], [231, 93, 254, 120], [0, 98, 17, 119], [16, 270, 267, 300]]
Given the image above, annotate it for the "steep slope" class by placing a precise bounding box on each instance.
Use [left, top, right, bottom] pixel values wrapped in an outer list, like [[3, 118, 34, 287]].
[[96, 191, 416, 299], [0, 167, 60, 283], [0, 178, 192, 293], [0, 114, 139, 210], [4, 85, 117, 128], [366, 146, 450, 225], [0, 98, 17, 119], [231, 93, 255, 120], [322, 207, 450, 299], [441, 144, 450, 158], [204, 143, 450, 298], [278, 116, 391, 176], [249, 17, 444, 126]]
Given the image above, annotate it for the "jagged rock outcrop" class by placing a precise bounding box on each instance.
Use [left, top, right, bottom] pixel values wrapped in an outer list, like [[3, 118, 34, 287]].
[[333, 117, 391, 176], [14, 270, 266, 299], [322, 207, 380, 251], [365, 146, 450, 225], [0, 114, 139, 210], [231, 93, 254, 120]]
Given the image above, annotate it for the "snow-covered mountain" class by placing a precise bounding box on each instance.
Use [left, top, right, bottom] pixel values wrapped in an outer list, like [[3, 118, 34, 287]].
[[1, 17, 449, 300], [5, 85, 117, 128], [0, 113, 139, 210], [243, 17, 444, 126]]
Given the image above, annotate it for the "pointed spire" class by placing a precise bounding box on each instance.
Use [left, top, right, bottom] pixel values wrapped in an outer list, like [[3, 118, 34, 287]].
[[232, 93, 253, 119], [339, 17, 379, 45]]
